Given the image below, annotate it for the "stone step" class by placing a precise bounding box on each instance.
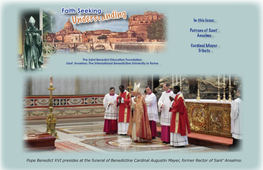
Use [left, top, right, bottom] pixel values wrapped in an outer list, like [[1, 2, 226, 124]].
[[156, 127, 232, 150]]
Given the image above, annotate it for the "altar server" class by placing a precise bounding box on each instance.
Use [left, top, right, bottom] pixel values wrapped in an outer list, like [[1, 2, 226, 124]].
[[103, 87, 119, 134], [116, 85, 131, 135], [145, 86, 159, 139], [230, 87, 242, 150], [169, 86, 191, 147], [158, 83, 174, 143]]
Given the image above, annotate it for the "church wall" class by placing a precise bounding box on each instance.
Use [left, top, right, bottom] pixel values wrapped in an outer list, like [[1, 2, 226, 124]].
[[32, 76, 75, 95], [79, 76, 121, 95], [30, 76, 121, 96]]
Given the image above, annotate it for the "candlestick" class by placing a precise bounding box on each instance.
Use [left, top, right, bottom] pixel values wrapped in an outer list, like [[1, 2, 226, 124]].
[[180, 75, 182, 88], [228, 86, 232, 102], [196, 76, 200, 101], [217, 84, 221, 102], [222, 83, 226, 102], [217, 74, 219, 87], [46, 77, 58, 139], [172, 75, 174, 87], [50, 75, 53, 86]]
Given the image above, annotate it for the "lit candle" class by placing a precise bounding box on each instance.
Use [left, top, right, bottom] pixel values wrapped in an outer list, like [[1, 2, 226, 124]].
[[180, 75, 182, 87], [50, 75, 53, 86], [218, 74, 219, 86], [229, 75, 231, 86], [176, 75, 178, 84], [223, 74, 225, 84], [172, 75, 174, 86]]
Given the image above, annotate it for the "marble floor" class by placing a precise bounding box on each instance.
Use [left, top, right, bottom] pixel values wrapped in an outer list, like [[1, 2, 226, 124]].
[[24, 117, 224, 153]]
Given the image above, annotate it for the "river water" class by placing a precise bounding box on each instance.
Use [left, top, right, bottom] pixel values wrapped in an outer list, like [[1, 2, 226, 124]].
[[56, 49, 133, 54]]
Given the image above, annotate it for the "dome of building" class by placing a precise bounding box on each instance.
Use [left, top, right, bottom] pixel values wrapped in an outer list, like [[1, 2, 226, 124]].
[[64, 19, 74, 31]]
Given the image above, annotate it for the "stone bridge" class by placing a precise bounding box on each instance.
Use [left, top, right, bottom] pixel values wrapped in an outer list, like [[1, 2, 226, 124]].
[[43, 42, 112, 54], [93, 42, 112, 50]]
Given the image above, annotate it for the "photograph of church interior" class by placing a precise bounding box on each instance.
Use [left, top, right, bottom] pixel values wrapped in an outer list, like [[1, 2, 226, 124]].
[[23, 74, 242, 153]]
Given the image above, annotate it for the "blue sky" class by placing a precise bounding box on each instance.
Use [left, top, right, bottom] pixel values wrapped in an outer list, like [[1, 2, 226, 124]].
[[45, 8, 164, 33]]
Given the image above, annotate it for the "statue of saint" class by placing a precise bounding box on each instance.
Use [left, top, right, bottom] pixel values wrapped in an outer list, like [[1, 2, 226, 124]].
[[23, 16, 44, 71]]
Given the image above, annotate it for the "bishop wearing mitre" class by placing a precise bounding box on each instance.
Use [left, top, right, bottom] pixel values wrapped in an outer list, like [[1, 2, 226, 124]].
[[127, 83, 152, 143], [103, 87, 119, 134]]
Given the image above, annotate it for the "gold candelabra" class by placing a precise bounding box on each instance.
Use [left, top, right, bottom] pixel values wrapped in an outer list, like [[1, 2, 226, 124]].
[[228, 86, 232, 102], [222, 83, 226, 102], [217, 84, 221, 102], [196, 77, 200, 101], [46, 77, 58, 139]]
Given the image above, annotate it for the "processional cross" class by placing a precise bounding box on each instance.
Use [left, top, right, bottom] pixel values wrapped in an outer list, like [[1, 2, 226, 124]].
[[127, 82, 133, 93]]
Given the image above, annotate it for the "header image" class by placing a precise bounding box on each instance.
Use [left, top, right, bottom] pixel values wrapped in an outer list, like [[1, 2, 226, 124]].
[[18, 8, 167, 72], [43, 8, 166, 54]]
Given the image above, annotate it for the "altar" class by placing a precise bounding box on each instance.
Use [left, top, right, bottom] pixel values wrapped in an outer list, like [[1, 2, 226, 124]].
[[185, 99, 231, 138]]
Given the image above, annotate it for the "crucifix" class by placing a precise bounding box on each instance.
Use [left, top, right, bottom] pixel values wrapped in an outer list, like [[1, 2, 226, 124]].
[[127, 82, 133, 93]]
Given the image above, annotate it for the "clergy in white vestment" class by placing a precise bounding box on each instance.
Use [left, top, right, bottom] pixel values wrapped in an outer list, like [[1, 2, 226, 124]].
[[145, 86, 159, 139], [103, 87, 119, 134], [230, 87, 242, 150], [158, 83, 175, 143]]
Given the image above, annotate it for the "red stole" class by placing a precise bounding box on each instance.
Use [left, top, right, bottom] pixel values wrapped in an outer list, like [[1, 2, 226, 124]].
[[117, 91, 131, 123], [170, 94, 191, 136]]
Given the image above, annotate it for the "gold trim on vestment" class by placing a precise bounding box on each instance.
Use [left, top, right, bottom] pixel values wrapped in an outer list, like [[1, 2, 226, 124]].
[[118, 93, 121, 122], [124, 108, 127, 122], [177, 94, 186, 106], [175, 112, 179, 133], [123, 92, 130, 123], [174, 94, 183, 133]]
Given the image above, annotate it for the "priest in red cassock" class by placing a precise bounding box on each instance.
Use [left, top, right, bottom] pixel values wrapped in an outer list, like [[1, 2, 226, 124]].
[[127, 82, 152, 143], [169, 86, 191, 147], [116, 85, 131, 135]]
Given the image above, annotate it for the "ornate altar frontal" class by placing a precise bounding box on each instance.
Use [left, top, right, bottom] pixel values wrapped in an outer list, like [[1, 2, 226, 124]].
[[185, 99, 231, 138]]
